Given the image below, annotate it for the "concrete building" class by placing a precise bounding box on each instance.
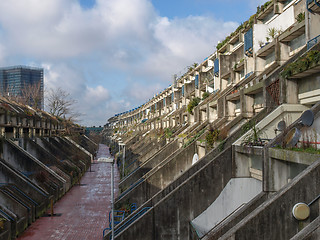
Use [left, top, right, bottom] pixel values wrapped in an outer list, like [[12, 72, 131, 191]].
[[0, 66, 44, 109], [105, 0, 320, 239]]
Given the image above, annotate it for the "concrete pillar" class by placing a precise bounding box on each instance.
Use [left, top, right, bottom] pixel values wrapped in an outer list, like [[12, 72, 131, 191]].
[[227, 100, 236, 119], [242, 90, 254, 117]]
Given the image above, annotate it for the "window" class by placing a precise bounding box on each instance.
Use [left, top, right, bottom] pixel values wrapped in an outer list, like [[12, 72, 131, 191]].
[[262, 11, 274, 24], [265, 51, 275, 66], [240, 69, 245, 79], [289, 33, 305, 53]]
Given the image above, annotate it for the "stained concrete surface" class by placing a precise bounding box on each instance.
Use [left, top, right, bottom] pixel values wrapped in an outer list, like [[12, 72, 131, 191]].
[[17, 144, 119, 240]]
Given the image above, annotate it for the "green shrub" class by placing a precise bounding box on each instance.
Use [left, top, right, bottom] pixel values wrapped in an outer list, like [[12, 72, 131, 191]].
[[187, 97, 201, 114], [281, 50, 320, 79], [296, 12, 305, 23], [164, 128, 173, 138], [202, 92, 210, 100], [206, 129, 220, 148]]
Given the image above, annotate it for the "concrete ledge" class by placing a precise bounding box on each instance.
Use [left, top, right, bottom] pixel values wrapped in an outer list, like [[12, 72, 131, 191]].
[[290, 215, 320, 240], [269, 148, 320, 165]]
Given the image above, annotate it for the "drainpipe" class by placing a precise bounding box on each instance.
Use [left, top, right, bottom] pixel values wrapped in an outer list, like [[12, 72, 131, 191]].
[[306, 0, 311, 42]]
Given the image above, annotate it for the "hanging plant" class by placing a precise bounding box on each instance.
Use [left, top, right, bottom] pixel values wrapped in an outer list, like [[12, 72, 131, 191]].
[[296, 12, 305, 23], [202, 92, 210, 100], [187, 97, 201, 114], [281, 50, 320, 78]]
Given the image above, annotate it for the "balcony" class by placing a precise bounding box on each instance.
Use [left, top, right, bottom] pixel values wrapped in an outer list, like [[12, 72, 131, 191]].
[[256, 40, 275, 58], [202, 59, 214, 73], [229, 33, 244, 54], [233, 58, 245, 72], [279, 20, 305, 43], [307, 0, 320, 14], [257, 1, 274, 23], [226, 89, 240, 101]]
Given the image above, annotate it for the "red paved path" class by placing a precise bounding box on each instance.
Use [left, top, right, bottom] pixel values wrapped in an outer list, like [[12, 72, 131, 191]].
[[18, 144, 119, 240]]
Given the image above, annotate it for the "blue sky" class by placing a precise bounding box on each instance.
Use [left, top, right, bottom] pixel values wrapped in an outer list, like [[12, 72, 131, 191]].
[[0, 0, 265, 126]]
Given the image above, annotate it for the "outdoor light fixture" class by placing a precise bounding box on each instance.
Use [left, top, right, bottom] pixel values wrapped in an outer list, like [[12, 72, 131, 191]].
[[98, 157, 115, 240], [292, 202, 310, 221]]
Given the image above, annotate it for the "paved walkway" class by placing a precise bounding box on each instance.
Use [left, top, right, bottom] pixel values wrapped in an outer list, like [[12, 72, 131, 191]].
[[18, 144, 119, 240]]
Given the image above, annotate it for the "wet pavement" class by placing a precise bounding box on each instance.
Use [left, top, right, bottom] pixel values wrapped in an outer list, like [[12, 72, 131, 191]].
[[18, 144, 119, 240]]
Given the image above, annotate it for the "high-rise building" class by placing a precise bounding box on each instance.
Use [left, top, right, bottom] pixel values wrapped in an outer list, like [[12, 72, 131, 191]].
[[0, 65, 44, 109]]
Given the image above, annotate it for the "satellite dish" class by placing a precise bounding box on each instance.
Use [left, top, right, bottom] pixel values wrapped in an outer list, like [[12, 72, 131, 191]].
[[284, 127, 301, 148], [277, 120, 286, 131], [300, 110, 314, 127], [192, 153, 199, 165]]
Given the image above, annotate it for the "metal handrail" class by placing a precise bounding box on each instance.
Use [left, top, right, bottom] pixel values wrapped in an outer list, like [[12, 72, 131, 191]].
[[125, 159, 137, 169], [307, 34, 320, 50], [0, 184, 39, 206], [117, 178, 144, 200], [10, 185, 39, 206], [0, 208, 14, 221], [103, 210, 126, 236], [1, 189, 31, 210], [308, 194, 320, 206], [108, 207, 151, 239]]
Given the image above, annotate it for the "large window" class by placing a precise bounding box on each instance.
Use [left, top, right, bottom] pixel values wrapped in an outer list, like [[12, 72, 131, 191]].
[[265, 51, 275, 66], [289, 33, 305, 53]]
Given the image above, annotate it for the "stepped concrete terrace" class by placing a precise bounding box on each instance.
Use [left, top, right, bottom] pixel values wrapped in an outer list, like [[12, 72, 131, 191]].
[[17, 144, 119, 240], [0, 134, 97, 239], [105, 109, 270, 239], [115, 119, 211, 208]]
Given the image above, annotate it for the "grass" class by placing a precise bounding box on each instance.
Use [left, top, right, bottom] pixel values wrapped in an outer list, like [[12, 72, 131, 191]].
[[274, 145, 320, 154]]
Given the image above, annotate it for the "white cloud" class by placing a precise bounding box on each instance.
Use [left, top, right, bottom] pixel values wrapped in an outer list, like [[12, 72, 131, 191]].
[[84, 85, 110, 105], [0, 0, 240, 125]]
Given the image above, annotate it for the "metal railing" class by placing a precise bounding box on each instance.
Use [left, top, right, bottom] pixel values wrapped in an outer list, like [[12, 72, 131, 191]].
[[307, 34, 320, 50], [117, 178, 144, 200], [104, 207, 151, 239], [103, 210, 126, 236], [6, 184, 39, 206]]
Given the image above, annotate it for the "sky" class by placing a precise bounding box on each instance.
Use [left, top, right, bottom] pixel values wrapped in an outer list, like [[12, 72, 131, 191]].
[[0, 0, 266, 126]]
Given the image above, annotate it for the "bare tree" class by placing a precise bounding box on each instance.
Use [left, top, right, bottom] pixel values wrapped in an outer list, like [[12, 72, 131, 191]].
[[1, 81, 43, 109], [20, 81, 43, 109], [46, 87, 80, 121]]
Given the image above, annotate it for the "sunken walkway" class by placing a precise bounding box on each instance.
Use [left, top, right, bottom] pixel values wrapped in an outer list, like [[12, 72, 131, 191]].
[[17, 144, 119, 240]]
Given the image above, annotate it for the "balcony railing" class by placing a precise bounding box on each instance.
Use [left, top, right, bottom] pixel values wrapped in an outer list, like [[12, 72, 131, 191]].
[[244, 28, 253, 56], [195, 75, 199, 89], [307, 0, 320, 13], [214, 58, 219, 76], [307, 34, 320, 50]]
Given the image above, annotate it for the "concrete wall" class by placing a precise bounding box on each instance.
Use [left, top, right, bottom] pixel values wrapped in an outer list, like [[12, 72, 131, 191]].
[[291, 215, 320, 240], [116, 141, 197, 208], [0, 190, 28, 238], [113, 148, 232, 240], [18, 138, 72, 191], [191, 178, 262, 238], [119, 139, 180, 191], [203, 192, 268, 240], [220, 160, 320, 240], [1, 139, 65, 200]]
